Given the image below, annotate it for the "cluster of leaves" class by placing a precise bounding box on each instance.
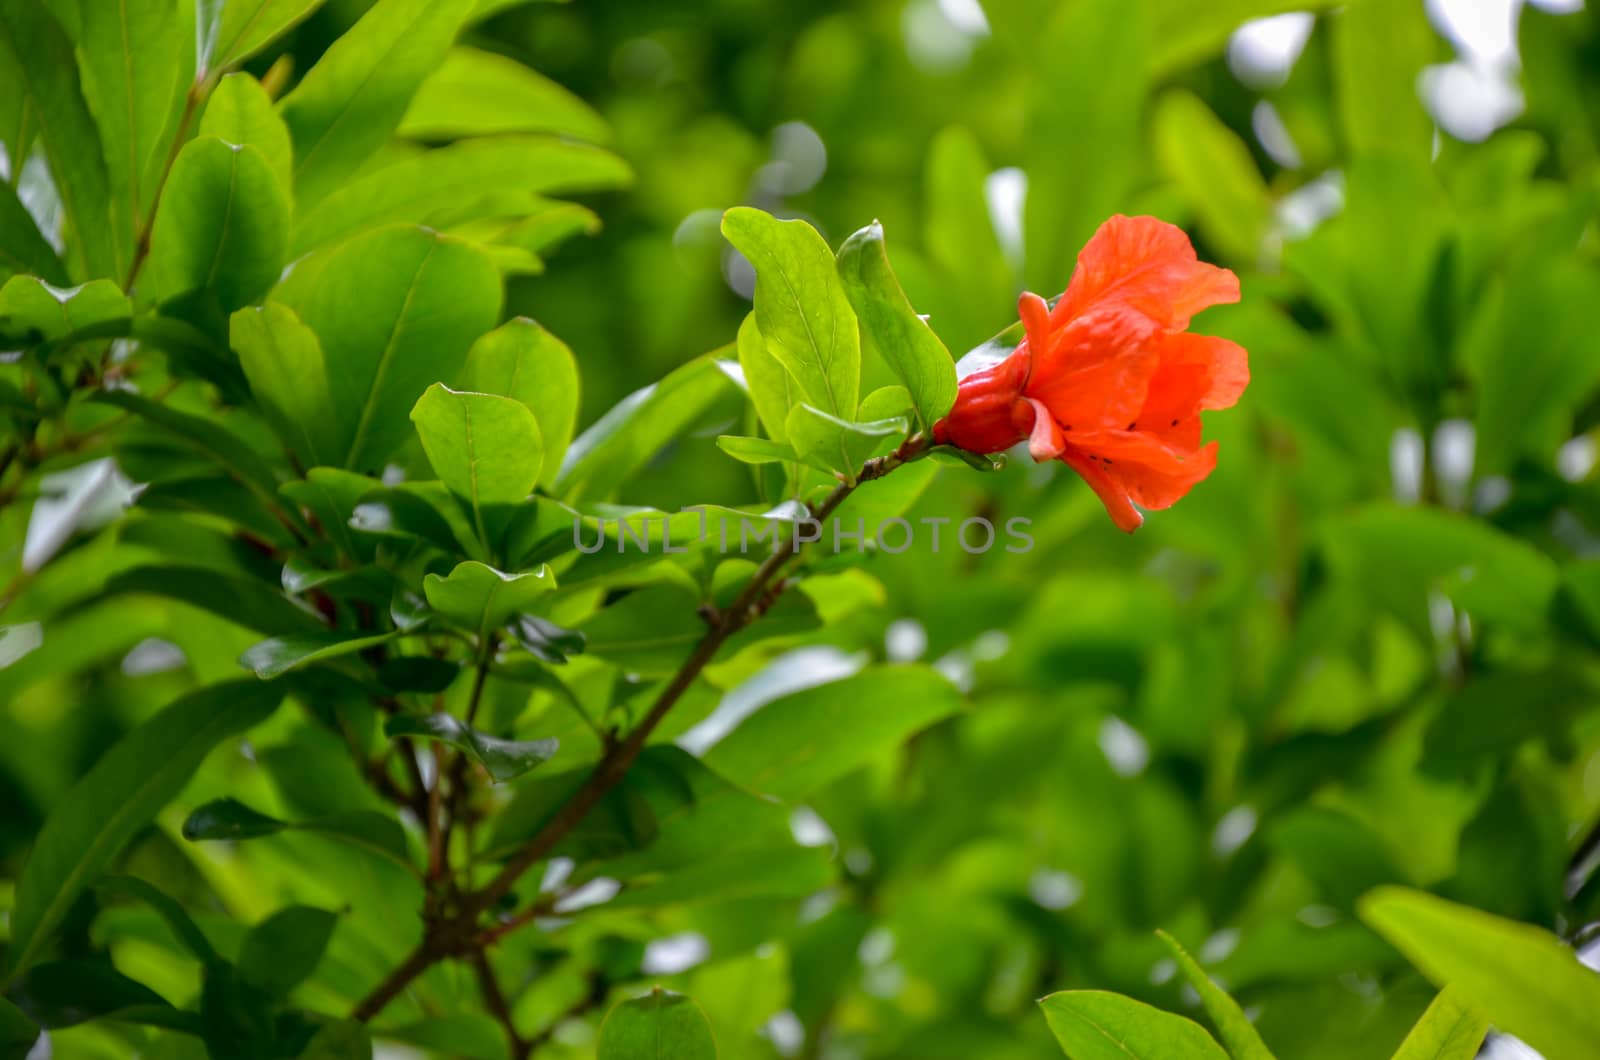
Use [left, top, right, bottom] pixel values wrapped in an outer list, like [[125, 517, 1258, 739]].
[[3, 1, 1600, 1060]]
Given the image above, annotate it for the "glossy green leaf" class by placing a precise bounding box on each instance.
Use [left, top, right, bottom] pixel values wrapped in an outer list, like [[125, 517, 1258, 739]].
[[232, 302, 340, 466], [147, 137, 289, 312], [1359, 886, 1600, 1060], [384, 713, 558, 783], [103, 563, 320, 635], [1156, 931, 1274, 1060], [735, 311, 793, 443], [597, 988, 718, 1060], [183, 797, 413, 868], [0, 0, 117, 277], [716, 435, 804, 466], [0, 275, 130, 345], [238, 905, 337, 997], [376, 1016, 505, 1060], [0, 181, 67, 284], [721, 206, 858, 417], [557, 354, 740, 502], [6, 680, 281, 981], [836, 221, 957, 431], [785, 401, 908, 481], [458, 316, 580, 488], [292, 135, 628, 255], [704, 666, 960, 800], [399, 45, 608, 141], [202, 0, 326, 73], [1039, 991, 1230, 1060], [274, 226, 502, 472], [200, 73, 293, 190], [1389, 989, 1488, 1060], [422, 560, 554, 641], [298, 1020, 373, 1060], [239, 629, 400, 679], [277, 0, 475, 208], [1152, 90, 1270, 264], [76, 0, 181, 237], [412, 383, 545, 526]]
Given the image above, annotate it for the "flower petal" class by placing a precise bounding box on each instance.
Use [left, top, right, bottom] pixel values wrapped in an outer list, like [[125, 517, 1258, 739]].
[[1052, 215, 1239, 330], [1025, 398, 1065, 460], [1025, 304, 1161, 431], [1074, 430, 1220, 511], [1059, 448, 1143, 532]]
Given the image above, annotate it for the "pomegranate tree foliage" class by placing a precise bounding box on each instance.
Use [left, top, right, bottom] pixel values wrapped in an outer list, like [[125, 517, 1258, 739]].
[[2, 0, 1600, 1059]]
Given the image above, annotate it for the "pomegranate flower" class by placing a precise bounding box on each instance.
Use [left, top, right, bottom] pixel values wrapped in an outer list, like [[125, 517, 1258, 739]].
[[932, 215, 1248, 532]]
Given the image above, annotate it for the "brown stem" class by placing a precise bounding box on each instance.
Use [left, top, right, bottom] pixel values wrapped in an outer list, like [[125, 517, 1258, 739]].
[[349, 441, 922, 1022], [471, 951, 529, 1059], [123, 82, 203, 292]]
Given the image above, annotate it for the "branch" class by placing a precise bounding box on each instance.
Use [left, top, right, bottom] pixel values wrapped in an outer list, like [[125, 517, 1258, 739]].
[[349, 440, 923, 1022], [471, 951, 529, 1060]]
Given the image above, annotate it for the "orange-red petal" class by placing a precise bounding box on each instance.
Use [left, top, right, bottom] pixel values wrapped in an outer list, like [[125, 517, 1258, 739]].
[[1059, 448, 1143, 532], [1025, 398, 1065, 461], [1025, 304, 1161, 430], [1073, 430, 1220, 511], [1052, 215, 1239, 331]]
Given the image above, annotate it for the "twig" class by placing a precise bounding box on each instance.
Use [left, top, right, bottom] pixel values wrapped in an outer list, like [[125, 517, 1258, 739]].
[[471, 951, 529, 1059], [349, 440, 922, 1022]]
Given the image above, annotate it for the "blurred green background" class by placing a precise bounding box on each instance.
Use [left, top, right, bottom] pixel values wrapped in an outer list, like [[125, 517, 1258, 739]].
[[7, 0, 1600, 1057]]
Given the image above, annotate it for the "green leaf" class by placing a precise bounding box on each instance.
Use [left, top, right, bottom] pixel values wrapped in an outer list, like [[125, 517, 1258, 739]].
[[291, 135, 629, 255], [376, 1016, 504, 1060], [238, 905, 337, 997], [836, 221, 957, 431], [76, 0, 181, 236], [1389, 989, 1488, 1060], [1332, 0, 1437, 163], [721, 206, 859, 417], [784, 402, 907, 481], [735, 311, 793, 443], [458, 317, 580, 489], [399, 45, 608, 142], [277, 0, 475, 208], [1155, 931, 1274, 1060], [422, 560, 554, 641], [925, 125, 1013, 354], [93, 389, 301, 533], [10, 959, 180, 1030], [147, 137, 289, 312], [704, 666, 960, 800], [1039, 991, 1230, 1060], [1145, 0, 1343, 78], [557, 354, 740, 502], [98, 875, 221, 966], [183, 797, 413, 868], [1022, 0, 1142, 291], [716, 435, 805, 467], [384, 713, 557, 783], [200, 72, 293, 190], [298, 1019, 373, 1060], [0, 275, 130, 345], [0, 170, 67, 285], [411, 384, 545, 538], [1359, 886, 1600, 1060], [103, 563, 320, 635], [273, 225, 502, 472], [0, 0, 117, 277], [0, 996, 39, 1058], [232, 302, 341, 466], [597, 988, 718, 1060], [1152, 90, 1270, 264], [6, 680, 282, 982], [239, 629, 399, 679], [201, 0, 326, 74]]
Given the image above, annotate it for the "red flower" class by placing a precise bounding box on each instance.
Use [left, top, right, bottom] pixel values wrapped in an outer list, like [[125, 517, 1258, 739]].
[[932, 215, 1248, 532]]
